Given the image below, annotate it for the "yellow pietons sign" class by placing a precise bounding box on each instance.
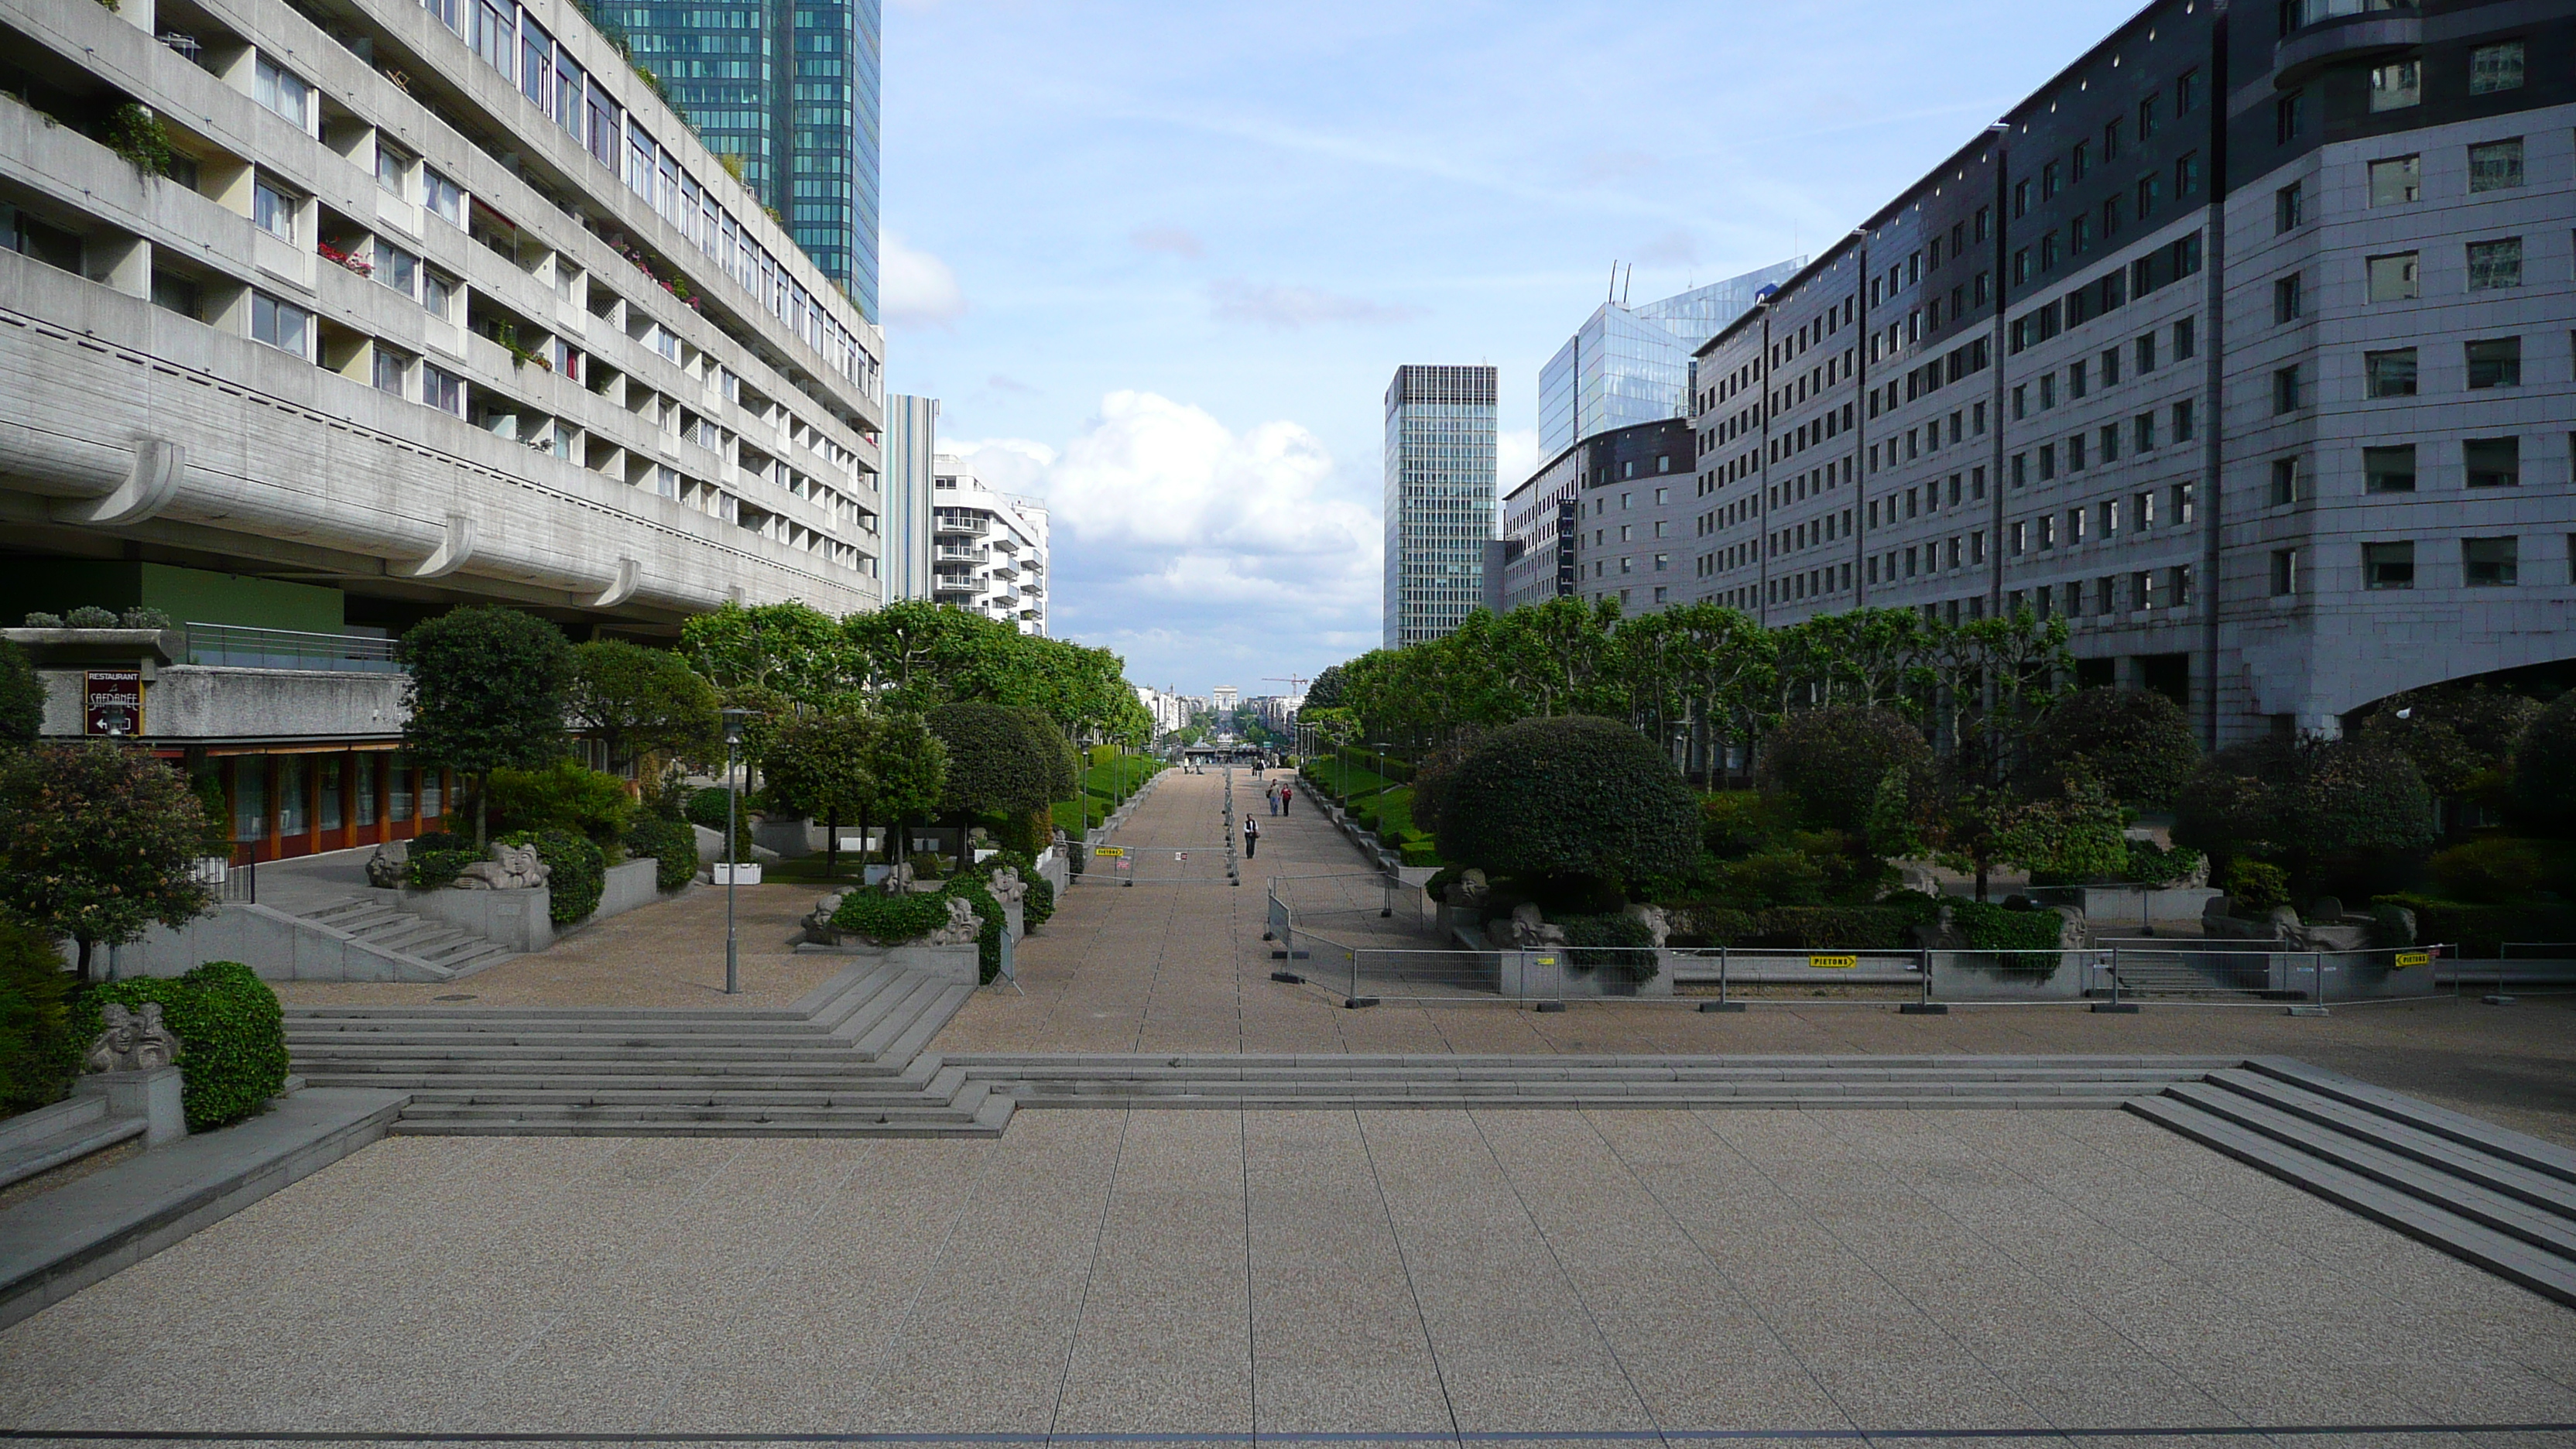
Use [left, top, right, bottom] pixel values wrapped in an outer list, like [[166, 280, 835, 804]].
[[2394, 951, 2431, 968], [1809, 954, 1859, 970], [1094, 846, 1127, 858]]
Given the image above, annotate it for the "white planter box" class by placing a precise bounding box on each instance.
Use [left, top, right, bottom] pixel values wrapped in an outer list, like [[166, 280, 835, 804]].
[[711, 862, 763, 886]]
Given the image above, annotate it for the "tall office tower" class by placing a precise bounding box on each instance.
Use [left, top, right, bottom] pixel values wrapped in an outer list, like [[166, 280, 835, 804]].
[[620, 0, 882, 319], [1670, 0, 2571, 748], [0, 0, 886, 862], [882, 396, 940, 600], [1539, 262, 1804, 457], [1383, 365, 1499, 648]]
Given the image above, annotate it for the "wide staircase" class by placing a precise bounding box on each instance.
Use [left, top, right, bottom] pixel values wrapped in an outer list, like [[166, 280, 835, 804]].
[[2103, 947, 2276, 999], [2129, 1057, 2576, 1306], [286, 961, 1005, 1136], [295, 896, 518, 978], [947, 1053, 2241, 1110]]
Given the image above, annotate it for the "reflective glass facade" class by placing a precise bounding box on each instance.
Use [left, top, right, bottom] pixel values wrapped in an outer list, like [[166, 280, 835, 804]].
[[618, 0, 880, 320], [1539, 261, 1805, 456], [1384, 365, 1499, 648]]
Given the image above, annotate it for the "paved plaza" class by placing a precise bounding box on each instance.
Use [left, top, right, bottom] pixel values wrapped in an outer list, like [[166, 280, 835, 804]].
[[6, 1108, 2576, 1443]]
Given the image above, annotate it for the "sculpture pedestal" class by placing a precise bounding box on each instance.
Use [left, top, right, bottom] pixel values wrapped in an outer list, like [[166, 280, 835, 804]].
[[75, 1065, 186, 1146]]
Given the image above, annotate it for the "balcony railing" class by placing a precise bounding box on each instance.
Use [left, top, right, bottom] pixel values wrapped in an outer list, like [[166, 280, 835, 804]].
[[935, 545, 984, 562], [185, 622, 402, 673], [2292, 0, 2412, 24], [933, 512, 988, 535]]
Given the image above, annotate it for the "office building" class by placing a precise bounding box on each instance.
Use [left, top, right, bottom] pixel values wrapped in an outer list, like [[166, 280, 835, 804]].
[[0, 0, 887, 859], [1497, 420, 1698, 613], [1538, 262, 1804, 457], [618, 0, 880, 318], [881, 394, 939, 600], [1383, 364, 1499, 647], [1666, 0, 2572, 745], [930, 454, 1048, 633]]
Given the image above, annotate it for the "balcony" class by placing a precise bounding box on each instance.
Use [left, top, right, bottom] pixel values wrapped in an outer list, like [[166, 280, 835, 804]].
[[988, 557, 1019, 580], [933, 511, 988, 536], [934, 544, 985, 563], [933, 570, 979, 594], [2275, 0, 2420, 85]]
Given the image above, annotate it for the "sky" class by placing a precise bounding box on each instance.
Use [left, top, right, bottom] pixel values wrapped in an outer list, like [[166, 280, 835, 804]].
[[877, 0, 2144, 700]]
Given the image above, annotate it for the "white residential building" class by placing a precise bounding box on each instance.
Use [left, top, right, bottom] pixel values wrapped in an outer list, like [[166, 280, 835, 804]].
[[931, 453, 1049, 633]]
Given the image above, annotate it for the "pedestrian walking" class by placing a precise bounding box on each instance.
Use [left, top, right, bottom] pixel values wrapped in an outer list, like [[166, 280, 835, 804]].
[[1280, 782, 1292, 815], [1242, 814, 1259, 858]]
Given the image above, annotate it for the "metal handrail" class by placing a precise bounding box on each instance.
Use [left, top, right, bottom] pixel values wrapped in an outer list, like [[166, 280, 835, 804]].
[[184, 622, 400, 673]]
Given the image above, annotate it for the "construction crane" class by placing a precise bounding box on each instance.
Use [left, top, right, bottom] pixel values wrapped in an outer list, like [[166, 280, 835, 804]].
[[1263, 674, 1308, 697]]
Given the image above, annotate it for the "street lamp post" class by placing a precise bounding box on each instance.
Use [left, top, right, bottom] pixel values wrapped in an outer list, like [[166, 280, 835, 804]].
[[720, 707, 756, 995]]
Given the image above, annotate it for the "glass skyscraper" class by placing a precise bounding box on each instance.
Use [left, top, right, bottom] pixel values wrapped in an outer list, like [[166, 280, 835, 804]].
[[1384, 365, 1498, 649], [615, 0, 880, 320], [1537, 260, 1804, 457]]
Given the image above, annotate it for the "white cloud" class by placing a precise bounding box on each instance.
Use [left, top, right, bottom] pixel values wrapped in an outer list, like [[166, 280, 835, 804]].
[[882, 231, 966, 327], [1129, 225, 1206, 259], [1498, 428, 1540, 487], [947, 392, 1380, 667], [1207, 279, 1423, 329]]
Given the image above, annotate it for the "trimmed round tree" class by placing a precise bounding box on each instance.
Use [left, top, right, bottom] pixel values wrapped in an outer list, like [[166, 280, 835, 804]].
[[2175, 735, 2435, 896], [1756, 706, 1935, 834], [1433, 715, 1699, 896], [2513, 691, 2576, 838], [0, 742, 217, 979], [927, 702, 1062, 838], [567, 639, 721, 776], [2020, 687, 2200, 810], [399, 606, 575, 847], [764, 711, 882, 876]]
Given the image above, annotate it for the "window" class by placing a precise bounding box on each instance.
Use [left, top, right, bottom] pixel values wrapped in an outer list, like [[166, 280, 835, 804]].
[[2174, 317, 2194, 359], [423, 364, 466, 416], [375, 145, 410, 197], [2464, 537, 2518, 587], [2273, 365, 2302, 415], [2364, 444, 2417, 493], [2469, 42, 2525, 94], [249, 293, 310, 357], [2139, 94, 2160, 141], [2273, 274, 2303, 324], [422, 269, 457, 320], [2465, 437, 2520, 488], [2468, 238, 2522, 291], [2101, 348, 2121, 388], [2012, 248, 2030, 285], [2368, 60, 2420, 111], [2368, 252, 2420, 302], [2071, 214, 2091, 256], [2042, 160, 2060, 200], [2468, 140, 2525, 193], [2270, 549, 2301, 596], [372, 348, 407, 396], [2173, 399, 2196, 442], [424, 170, 463, 227], [2012, 385, 2027, 420], [2174, 481, 2197, 524], [2135, 491, 2157, 529], [2177, 152, 2201, 197], [2135, 413, 2157, 452], [2465, 338, 2521, 389], [2369, 156, 2421, 206], [251, 180, 295, 240], [2068, 433, 2088, 471], [2269, 457, 2302, 506], [2275, 182, 2304, 232], [2104, 118, 2123, 161], [2039, 444, 2057, 481], [2099, 425, 2120, 464], [254, 56, 311, 130], [2364, 542, 2415, 590], [372, 242, 419, 300], [2069, 360, 2088, 400], [2137, 173, 2163, 220], [2041, 231, 2059, 272], [2067, 508, 2088, 544], [2365, 349, 2418, 398], [2276, 91, 2306, 144], [2012, 453, 2028, 488]]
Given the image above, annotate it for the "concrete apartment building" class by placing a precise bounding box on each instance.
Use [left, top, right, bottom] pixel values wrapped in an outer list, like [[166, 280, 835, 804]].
[[1494, 418, 1698, 613], [1648, 0, 2571, 745], [0, 0, 889, 858], [930, 454, 1047, 634], [1383, 364, 1498, 647]]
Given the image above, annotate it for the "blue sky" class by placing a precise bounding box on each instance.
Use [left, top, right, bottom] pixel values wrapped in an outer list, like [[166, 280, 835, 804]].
[[878, 0, 2143, 699]]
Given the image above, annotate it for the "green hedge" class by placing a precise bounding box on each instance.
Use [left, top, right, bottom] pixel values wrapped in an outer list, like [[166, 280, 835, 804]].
[[1557, 913, 1657, 975], [2374, 893, 2576, 957], [500, 828, 605, 926], [0, 921, 76, 1116], [831, 890, 953, 944], [1947, 899, 2066, 951], [947, 879, 1006, 984], [622, 817, 699, 892], [406, 848, 481, 889], [685, 786, 738, 830], [76, 962, 286, 1131], [1023, 873, 1056, 930]]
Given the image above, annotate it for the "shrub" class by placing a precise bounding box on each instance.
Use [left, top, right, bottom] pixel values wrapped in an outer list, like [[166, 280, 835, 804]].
[[1756, 707, 1936, 834], [686, 786, 738, 830], [2515, 693, 2576, 838], [2225, 859, 2290, 913], [1700, 791, 1794, 858], [486, 758, 634, 846], [104, 103, 175, 175], [1399, 840, 1442, 868], [2360, 685, 2544, 801], [411, 829, 467, 854], [498, 828, 605, 926], [2374, 893, 2576, 957], [2123, 840, 2203, 886], [74, 962, 286, 1131], [0, 921, 76, 1115], [2428, 838, 2575, 905], [1947, 899, 2065, 952], [405, 847, 481, 889], [119, 606, 173, 630], [1023, 872, 1056, 930], [1555, 912, 1657, 975], [21, 612, 62, 629], [0, 639, 42, 746], [945, 879, 1006, 984], [907, 850, 947, 881], [1434, 715, 1699, 894], [622, 816, 699, 892], [831, 890, 952, 944], [2021, 687, 2201, 810], [64, 605, 119, 629], [2175, 735, 2434, 895]]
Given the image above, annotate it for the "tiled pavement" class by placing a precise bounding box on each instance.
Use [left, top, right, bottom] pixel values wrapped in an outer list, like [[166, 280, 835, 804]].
[[4, 1109, 2574, 1442]]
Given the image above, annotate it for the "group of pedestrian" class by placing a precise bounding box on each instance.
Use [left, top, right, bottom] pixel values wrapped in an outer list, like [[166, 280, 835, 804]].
[[1242, 779, 1293, 859], [1265, 781, 1293, 817]]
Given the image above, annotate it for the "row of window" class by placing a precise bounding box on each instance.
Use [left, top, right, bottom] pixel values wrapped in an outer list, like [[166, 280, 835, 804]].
[[2010, 485, 2200, 555], [2287, 536, 2553, 593]]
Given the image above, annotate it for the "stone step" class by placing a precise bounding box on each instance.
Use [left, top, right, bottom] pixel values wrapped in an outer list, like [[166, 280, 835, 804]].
[[385, 1090, 1013, 1139], [964, 1063, 2217, 1084], [0, 1108, 146, 1194], [2243, 1056, 2576, 1187], [1003, 1091, 2134, 1112], [997, 1079, 2164, 1104], [2202, 1070, 2576, 1218], [387, 1095, 998, 1129], [944, 1052, 2246, 1071], [2126, 1094, 2576, 1307], [292, 1057, 937, 1084]]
